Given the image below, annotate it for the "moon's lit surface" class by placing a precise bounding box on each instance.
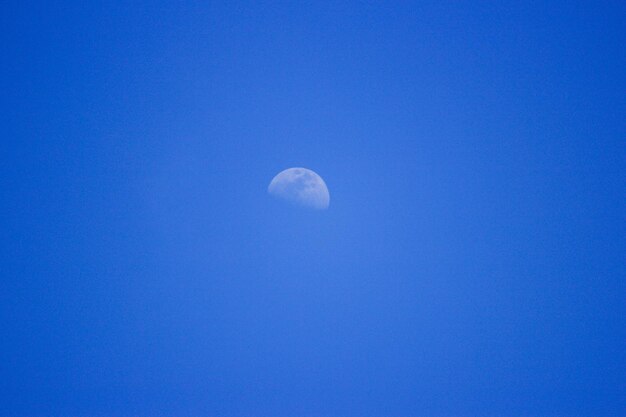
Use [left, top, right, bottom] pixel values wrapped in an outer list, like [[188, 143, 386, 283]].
[[268, 167, 330, 210]]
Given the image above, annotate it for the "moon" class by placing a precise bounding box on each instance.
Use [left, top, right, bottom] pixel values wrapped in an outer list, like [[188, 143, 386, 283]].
[[268, 167, 330, 210]]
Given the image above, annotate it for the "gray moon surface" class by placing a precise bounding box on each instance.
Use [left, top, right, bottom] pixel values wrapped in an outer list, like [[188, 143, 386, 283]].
[[268, 167, 330, 210]]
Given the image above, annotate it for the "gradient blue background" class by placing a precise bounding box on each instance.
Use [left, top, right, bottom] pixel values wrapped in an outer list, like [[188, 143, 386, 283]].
[[2, 2, 625, 416]]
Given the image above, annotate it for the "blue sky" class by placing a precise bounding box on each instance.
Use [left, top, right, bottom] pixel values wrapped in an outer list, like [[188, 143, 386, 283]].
[[1, 1, 625, 416]]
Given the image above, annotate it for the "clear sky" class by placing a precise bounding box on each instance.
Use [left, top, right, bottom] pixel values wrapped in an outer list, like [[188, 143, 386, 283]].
[[2, 1, 625, 416]]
